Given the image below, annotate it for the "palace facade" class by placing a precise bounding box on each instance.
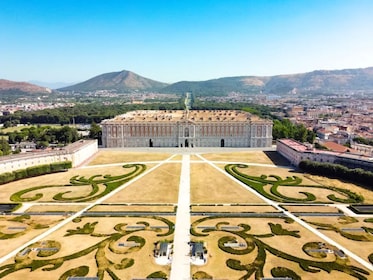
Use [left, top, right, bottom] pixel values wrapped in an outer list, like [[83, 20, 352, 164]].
[[101, 110, 272, 148]]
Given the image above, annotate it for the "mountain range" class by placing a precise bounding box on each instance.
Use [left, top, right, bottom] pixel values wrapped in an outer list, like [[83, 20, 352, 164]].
[[2, 67, 373, 97], [58, 67, 373, 95]]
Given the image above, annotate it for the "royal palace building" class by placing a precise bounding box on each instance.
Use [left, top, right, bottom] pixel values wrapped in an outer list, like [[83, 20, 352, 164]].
[[101, 110, 272, 148]]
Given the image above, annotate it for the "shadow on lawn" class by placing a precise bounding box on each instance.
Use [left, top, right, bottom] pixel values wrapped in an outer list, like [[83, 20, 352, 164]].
[[263, 151, 291, 166]]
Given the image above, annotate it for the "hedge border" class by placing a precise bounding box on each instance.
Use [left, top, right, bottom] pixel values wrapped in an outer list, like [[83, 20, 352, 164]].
[[0, 161, 72, 185]]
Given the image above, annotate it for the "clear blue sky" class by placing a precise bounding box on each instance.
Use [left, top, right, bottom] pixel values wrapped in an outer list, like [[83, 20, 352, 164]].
[[1, 0, 373, 83]]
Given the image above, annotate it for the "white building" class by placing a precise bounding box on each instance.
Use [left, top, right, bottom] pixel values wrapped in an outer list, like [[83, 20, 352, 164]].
[[277, 139, 373, 171], [0, 140, 98, 173], [101, 110, 272, 148]]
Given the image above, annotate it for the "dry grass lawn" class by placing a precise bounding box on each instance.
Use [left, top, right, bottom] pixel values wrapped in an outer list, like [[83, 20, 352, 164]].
[[216, 164, 372, 203], [88, 150, 172, 165], [306, 174, 373, 204], [191, 216, 369, 280], [303, 216, 373, 262], [199, 150, 275, 164], [191, 205, 277, 213], [89, 204, 175, 212], [104, 163, 181, 203], [0, 165, 142, 203], [262, 252, 361, 280], [190, 163, 266, 204], [26, 205, 86, 212], [282, 205, 341, 213], [218, 164, 317, 185], [1, 216, 175, 280], [0, 215, 64, 258]]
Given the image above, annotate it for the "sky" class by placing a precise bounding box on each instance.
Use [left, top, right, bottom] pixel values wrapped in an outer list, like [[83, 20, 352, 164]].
[[1, 0, 373, 84]]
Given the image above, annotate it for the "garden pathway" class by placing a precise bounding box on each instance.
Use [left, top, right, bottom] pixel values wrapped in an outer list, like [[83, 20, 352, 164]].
[[170, 154, 191, 280]]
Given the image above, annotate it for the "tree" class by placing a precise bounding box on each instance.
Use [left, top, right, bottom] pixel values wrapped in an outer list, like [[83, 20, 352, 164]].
[[57, 126, 79, 144], [7, 133, 16, 144], [272, 119, 315, 144], [89, 122, 101, 139], [0, 137, 11, 156], [3, 121, 11, 128]]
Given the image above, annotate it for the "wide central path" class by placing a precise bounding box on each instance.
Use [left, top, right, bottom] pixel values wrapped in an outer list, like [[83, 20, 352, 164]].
[[170, 154, 191, 280]]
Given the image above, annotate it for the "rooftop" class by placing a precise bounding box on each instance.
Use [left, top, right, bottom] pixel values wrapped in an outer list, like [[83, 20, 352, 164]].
[[0, 140, 97, 164], [102, 110, 269, 124], [278, 139, 373, 163]]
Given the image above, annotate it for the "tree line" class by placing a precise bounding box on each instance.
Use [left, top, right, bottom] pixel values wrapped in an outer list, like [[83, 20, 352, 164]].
[[299, 160, 372, 191], [6, 125, 80, 148], [0, 101, 185, 125]]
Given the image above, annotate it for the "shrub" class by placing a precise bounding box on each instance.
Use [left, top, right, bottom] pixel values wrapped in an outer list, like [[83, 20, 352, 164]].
[[147, 271, 167, 279], [193, 271, 213, 279], [271, 267, 301, 280], [26, 165, 49, 177], [50, 161, 71, 172], [13, 169, 27, 180], [58, 265, 89, 280], [113, 258, 134, 270], [0, 172, 15, 184]]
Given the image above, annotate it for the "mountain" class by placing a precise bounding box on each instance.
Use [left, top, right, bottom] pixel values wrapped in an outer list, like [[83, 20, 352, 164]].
[[0, 79, 51, 95], [58, 70, 168, 92], [262, 67, 373, 94], [162, 67, 373, 95]]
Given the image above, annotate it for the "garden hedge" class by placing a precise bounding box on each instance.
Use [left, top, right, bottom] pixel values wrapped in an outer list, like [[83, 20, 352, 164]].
[[0, 161, 72, 185]]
